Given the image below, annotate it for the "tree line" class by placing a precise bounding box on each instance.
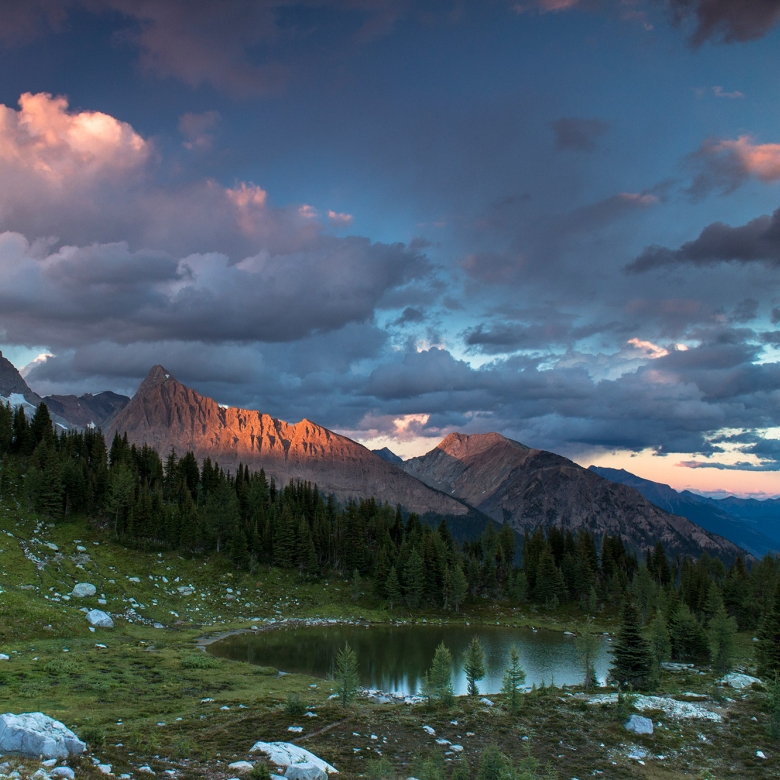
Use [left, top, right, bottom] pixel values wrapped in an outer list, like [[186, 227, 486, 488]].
[[1, 402, 780, 665]]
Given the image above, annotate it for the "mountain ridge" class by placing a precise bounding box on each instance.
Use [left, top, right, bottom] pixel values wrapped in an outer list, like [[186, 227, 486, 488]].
[[590, 465, 780, 557], [105, 365, 471, 518], [402, 431, 747, 562]]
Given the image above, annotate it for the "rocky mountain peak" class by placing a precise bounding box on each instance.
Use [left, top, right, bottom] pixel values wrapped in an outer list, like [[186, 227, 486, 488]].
[[437, 431, 528, 459], [136, 365, 177, 396], [105, 367, 470, 518], [0, 351, 41, 405]]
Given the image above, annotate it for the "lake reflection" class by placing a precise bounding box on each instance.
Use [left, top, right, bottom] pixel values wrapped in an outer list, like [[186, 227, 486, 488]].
[[207, 623, 611, 696]]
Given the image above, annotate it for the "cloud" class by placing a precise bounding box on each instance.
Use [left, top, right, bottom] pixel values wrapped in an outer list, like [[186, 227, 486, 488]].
[[551, 117, 609, 152], [327, 210, 354, 227], [0, 1, 419, 97], [667, 0, 780, 46], [514, 0, 582, 13], [712, 85, 744, 99], [179, 111, 220, 151], [627, 207, 780, 273], [687, 135, 780, 198], [393, 307, 426, 326], [0, 231, 426, 347], [0, 92, 150, 185]]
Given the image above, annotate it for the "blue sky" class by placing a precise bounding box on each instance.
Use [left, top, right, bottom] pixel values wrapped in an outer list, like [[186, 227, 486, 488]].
[[2, 0, 780, 496]]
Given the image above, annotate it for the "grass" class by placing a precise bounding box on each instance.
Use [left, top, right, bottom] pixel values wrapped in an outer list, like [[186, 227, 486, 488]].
[[0, 498, 776, 779]]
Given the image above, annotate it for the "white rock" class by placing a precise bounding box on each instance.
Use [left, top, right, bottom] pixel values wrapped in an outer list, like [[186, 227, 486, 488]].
[[479, 697, 494, 707], [97, 764, 112, 775], [76, 546, 87, 553], [228, 761, 254, 774], [138, 766, 154, 774], [177, 586, 194, 596], [50, 768, 75, 779], [128, 577, 140, 583], [85, 610, 113, 629], [249, 742, 337, 774], [624, 715, 653, 735], [0, 654, 9, 661], [44, 543, 58, 552], [42, 759, 57, 767], [71, 584, 96, 598], [450, 745, 463, 752], [757, 750, 767, 759], [720, 673, 761, 690], [287, 726, 302, 733], [422, 726, 435, 736], [0, 712, 86, 758], [284, 763, 327, 780]]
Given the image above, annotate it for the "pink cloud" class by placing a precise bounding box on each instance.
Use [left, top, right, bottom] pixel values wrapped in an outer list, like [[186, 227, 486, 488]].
[[327, 209, 353, 226], [179, 110, 220, 151], [0, 92, 149, 185], [706, 136, 780, 182], [514, 0, 581, 13]]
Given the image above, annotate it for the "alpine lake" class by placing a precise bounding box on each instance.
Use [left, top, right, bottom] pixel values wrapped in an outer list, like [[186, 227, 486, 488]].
[[207, 622, 612, 696]]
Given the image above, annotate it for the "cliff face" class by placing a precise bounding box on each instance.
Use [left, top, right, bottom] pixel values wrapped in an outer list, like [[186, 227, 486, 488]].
[[43, 392, 130, 428], [0, 351, 41, 406], [402, 432, 747, 561], [105, 366, 469, 517]]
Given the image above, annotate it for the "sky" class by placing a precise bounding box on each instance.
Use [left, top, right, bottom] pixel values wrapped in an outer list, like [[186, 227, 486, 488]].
[[2, 1, 780, 497]]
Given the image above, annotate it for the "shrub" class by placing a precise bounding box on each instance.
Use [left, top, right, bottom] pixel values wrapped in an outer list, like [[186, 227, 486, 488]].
[[250, 763, 271, 780], [180, 653, 221, 669], [44, 658, 78, 675], [285, 693, 306, 717], [79, 725, 106, 748]]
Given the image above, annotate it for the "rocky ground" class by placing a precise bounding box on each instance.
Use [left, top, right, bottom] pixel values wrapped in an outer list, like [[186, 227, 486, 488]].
[[0, 500, 776, 780]]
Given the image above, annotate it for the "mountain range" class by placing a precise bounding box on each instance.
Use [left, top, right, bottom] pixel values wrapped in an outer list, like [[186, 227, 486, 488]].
[[401, 432, 745, 562], [0, 357, 760, 562], [590, 466, 780, 558]]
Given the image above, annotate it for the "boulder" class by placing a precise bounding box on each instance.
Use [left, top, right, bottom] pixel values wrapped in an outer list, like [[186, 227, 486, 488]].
[[85, 610, 114, 629], [0, 712, 86, 758], [624, 714, 653, 735], [720, 673, 761, 690], [51, 767, 76, 779], [249, 742, 337, 774], [285, 764, 326, 780], [228, 762, 254, 774], [72, 584, 97, 598]]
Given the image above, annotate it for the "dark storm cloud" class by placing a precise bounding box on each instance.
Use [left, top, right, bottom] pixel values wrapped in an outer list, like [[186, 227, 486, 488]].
[[0, 232, 426, 347], [551, 117, 609, 152], [392, 307, 426, 326], [627, 207, 780, 273], [667, 0, 780, 46]]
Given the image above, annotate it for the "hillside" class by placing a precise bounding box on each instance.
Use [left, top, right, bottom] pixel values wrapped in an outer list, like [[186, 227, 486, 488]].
[[44, 391, 130, 429], [591, 466, 780, 558], [105, 365, 469, 518], [0, 350, 42, 407], [402, 432, 747, 562]]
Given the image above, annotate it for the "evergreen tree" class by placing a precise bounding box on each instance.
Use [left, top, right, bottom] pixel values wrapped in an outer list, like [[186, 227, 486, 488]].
[[334, 642, 360, 707], [450, 563, 468, 612], [648, 610, 671, 672], [708, 602, 737, 675], [404, 548, 424, 609], [450, 756, 471, 780], [424, 642, 454, 707], [609, 596, 654, 690], [756, 583, 780, 679], [669, 602, 709, 663], [533, 547, 562, 608], [575, 616, 600, 692], [463, 635, 486, 696], [0, 402, 12, 455], [385, 566, 401, 610], [501, 645, 526, 713], [477, 745, 509, 780]]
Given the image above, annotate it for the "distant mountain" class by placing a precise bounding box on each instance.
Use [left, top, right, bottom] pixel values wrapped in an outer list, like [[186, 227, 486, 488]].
[[105, 366, 471, 519], [372, 447, 404, 465], [43, 392, 130, 429], [0, 351, 42, 408], [402, 432, 747, 562], [590, 466, 780, 558]]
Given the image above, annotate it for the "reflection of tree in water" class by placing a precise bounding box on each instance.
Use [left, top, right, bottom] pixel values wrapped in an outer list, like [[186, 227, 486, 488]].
[[209, 625, 611, 695]]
